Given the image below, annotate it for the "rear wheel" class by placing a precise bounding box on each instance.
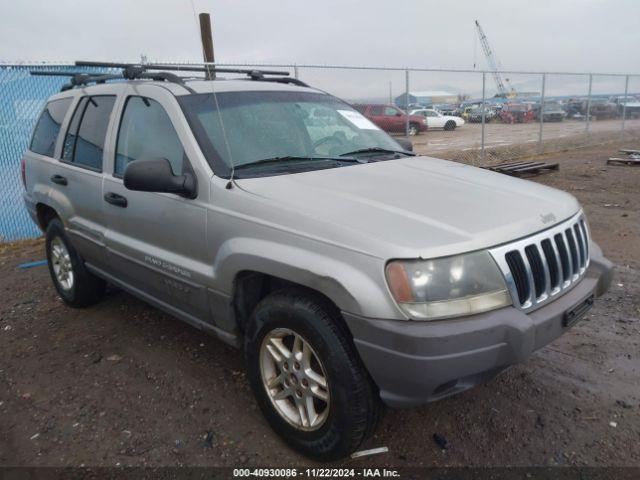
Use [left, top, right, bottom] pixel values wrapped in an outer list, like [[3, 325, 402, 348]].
[[245, 291, 382, 460], [444, 120, 456, 131], [45, 218, 105, 307]]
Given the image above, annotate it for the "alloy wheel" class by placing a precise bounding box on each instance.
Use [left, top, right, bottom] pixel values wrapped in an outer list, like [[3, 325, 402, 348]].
[[50, 236, 74, 291], [260, 328, 330, 431]]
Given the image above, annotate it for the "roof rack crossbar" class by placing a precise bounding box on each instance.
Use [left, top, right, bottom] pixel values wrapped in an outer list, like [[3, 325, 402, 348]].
[[30, 70, 124, 90], [75, 60, 290, 77], [29, 62, 300, 92], [30, 68, 196, 92]]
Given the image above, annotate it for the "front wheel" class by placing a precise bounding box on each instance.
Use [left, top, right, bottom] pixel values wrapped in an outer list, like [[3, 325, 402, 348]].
[[444, 120, 456, 131], [245, 291, 381, 460], [408, 123, 420, 136]]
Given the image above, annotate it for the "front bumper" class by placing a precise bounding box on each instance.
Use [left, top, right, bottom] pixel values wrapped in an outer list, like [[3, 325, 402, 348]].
[[343, 242, 613, 408]]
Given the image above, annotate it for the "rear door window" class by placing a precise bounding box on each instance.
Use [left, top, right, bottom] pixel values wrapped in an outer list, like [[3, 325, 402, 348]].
[[30, 98, 73, 157], [115, 96, 185, 177], [62, 95, 116, 170], [62, 97, 88, 163]]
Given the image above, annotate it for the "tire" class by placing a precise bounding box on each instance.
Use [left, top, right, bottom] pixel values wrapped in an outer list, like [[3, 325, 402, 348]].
[[245, 290, 382, 460], [408, 123, 420, 136], [444, 120, 456, 131], [45, 218, 106, 307]]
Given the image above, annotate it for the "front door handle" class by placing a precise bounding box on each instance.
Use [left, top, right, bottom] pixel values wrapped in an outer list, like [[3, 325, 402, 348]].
[[50, 174, 67, 186], [104, 192, 128, 208]]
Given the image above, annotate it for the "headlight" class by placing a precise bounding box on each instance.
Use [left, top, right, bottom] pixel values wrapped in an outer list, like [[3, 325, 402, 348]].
[[385, 251, 511, 320]]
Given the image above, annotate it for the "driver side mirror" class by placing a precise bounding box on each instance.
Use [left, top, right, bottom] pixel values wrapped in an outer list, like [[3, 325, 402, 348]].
[[124, 158, 197, 198], [395, 112, 402, 117], [395, 138, 413, 152]]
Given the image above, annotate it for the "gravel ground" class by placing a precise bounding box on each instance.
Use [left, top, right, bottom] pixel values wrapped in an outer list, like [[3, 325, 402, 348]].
[[412, 117, 640, 154], [410, 118, 640, 165], [1, 142, 639, 468]]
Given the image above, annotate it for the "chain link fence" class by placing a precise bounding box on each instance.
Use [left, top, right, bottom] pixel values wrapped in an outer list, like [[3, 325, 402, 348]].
[[281, 65, 640, 166], [1, 62, 639, 242], [0, 64, 118, 242]]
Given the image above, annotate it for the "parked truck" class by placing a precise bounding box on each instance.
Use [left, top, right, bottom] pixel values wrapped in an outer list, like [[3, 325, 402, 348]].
[[353, 103, 427, 135]]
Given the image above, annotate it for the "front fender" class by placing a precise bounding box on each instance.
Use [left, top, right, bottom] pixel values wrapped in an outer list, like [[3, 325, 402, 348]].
[[212, 237, 404, 320]]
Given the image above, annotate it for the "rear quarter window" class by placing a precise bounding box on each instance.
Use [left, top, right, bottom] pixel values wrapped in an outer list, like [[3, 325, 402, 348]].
[[30, 98, 73, 157]]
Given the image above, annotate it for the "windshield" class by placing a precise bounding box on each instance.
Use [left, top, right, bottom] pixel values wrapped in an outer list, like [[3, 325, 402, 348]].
[[179, 90, 405, 178]]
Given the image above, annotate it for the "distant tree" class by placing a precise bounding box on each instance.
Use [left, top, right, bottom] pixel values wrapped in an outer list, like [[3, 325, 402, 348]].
[[457, 93, 470, 102]]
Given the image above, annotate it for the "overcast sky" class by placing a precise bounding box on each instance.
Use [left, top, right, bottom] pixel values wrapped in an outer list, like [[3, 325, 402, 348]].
[[2, 0, 638, 99]]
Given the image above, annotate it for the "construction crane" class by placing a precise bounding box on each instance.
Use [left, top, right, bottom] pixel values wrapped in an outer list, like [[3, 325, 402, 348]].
[[474, 20, 515, 98]]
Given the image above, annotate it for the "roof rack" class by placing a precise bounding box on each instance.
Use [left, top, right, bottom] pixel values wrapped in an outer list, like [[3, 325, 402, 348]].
[[30, 71, 121, 91], [31, 67, 194, 92], [75, 60, 308, 85], [30, 61, 308, 92], [75, 60, 291, 77]]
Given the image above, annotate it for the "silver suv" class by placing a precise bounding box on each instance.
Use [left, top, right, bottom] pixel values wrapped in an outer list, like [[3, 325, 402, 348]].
[[22, 63, 613, 460]]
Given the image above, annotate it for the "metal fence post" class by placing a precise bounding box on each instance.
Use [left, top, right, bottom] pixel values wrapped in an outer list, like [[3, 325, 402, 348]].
[[480, 72, 486, 165], [585, 74, 593, 139], [538, 73, 546, 154], [404, 68, 410, 137], [621, 74, 629, 138], [294, 64, 299, 79]]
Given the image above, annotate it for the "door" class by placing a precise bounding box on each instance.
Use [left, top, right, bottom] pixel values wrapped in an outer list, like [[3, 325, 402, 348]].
[[425, 110, 444, 129], [383, 106, 404, 131], [54, 95, 117, 267], [102, 87, 210, 323], [367, 105, 387, 130]]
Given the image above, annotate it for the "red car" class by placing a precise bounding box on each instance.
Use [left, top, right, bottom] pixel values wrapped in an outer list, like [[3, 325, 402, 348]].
[[353, 104, 427, 135], [499, 103, 536, 124]]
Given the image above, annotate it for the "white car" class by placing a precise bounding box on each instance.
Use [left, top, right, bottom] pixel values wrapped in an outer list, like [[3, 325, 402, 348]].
[[410, 108, 465, 130]]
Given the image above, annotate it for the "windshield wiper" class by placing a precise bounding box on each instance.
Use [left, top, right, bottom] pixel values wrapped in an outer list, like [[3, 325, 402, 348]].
[[235, 155, 363, 170], [339, 147, 415, 157]]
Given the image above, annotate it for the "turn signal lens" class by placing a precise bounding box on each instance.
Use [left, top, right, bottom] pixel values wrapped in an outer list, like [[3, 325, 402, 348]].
[[385, 261, 414, 303]]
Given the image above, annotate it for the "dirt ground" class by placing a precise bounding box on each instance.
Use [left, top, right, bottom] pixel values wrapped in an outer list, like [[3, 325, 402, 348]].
[[1, 142, 639, 469], [413, 117, 640, 155]]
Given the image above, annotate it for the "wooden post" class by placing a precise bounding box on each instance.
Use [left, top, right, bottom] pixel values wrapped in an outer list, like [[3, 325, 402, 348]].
[[199, 13, 215, 79]]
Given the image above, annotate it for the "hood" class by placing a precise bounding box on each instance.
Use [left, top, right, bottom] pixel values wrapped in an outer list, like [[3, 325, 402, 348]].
[[236, 156, 580, 260]]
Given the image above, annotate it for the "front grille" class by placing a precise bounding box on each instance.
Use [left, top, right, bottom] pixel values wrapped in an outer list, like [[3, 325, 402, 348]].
[[489, 212, 590, 311]]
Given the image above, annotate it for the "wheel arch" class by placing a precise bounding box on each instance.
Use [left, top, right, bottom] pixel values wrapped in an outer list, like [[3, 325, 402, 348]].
[[213, 238, 400, 332], [232, 270, 347, 336], [35, 203, 60, 231]]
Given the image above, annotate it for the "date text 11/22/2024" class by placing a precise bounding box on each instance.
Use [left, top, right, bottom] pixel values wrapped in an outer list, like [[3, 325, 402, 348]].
[[232, 468, 400, 478]]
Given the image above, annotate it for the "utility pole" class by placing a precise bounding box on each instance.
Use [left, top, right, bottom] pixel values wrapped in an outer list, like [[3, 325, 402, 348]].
[[199, 13, 215, 79], [389, 81, 392, 103]]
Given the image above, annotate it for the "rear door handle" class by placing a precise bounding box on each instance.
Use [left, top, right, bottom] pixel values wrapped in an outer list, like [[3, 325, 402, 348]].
[[50, 174, 67, 186], [104, 192, 128, 208]]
